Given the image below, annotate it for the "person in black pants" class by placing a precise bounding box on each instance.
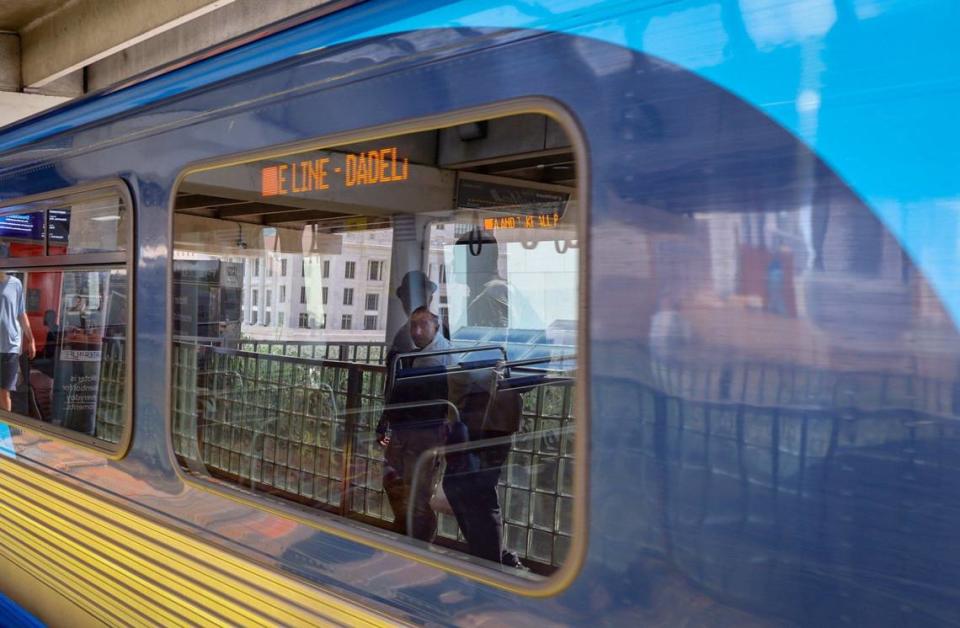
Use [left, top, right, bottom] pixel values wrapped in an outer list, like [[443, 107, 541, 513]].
[[381, 307, 454, 541], [443, 424, 513, 563], [443, 228, 524, 566], [443, 366, 522, 565]]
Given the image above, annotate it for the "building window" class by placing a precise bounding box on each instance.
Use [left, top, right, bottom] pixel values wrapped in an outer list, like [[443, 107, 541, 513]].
[[365, 293, 379, 311], [281, 259, 288, 277], [344, 261, 356, 279], [301, 260, 305, 277], [322, 287, 328, 305], [439, 263, 447, 284], [279, 286, 286, 303], [268, 259, 273, 277], [363, 315, 378, 330], [266, 289, 272, 306], [278, 312, 284, 327], [264, 311, 271, 326], [368, 260, 383, 281], [322, 259, 330, 278], [298, 313, 309, 328], [250, 311, 258, 325], [320, 314, 327, 329], [252, 289, 258, 305], [300, 286, 306, 304], [341, 314, 352, 330], [343, 287, 354, 306], [254, 259, 260, 277]]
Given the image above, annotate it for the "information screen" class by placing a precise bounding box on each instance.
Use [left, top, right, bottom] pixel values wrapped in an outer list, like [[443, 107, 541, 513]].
[[0, 213, 43, 240]]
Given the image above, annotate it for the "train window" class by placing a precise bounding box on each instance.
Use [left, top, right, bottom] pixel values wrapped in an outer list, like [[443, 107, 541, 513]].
[[0, 185, 131, 451], [171, 112, 581, 583]]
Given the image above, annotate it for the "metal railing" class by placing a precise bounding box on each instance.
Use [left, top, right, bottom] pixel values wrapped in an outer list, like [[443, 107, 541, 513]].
[[94, 337, 126, 444], [172, 340, 576, 570], [237, 339, 387, 365]]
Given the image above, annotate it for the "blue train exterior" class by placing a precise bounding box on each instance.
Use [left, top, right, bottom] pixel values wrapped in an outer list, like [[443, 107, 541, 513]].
[[0, 0, 958, 624]]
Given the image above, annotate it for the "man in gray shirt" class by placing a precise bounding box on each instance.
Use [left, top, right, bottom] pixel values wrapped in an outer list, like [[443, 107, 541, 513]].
[[0, 272, 35, 412]]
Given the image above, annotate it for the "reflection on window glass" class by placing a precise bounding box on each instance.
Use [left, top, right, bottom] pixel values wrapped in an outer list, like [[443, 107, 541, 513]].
[[171, 113, 579, 580], [3, 268, 127, 443], [0, 212, 45, 257], [52, 192, 127, 254], [0, 190, 127, 260]]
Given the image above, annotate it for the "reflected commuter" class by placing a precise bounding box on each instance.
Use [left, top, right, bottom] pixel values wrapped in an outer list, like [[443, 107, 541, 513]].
[[381, 306, 454, 541], [0, 272, 35, 412], [387, 271, 438, 364], [460, 230, 508, 327], [376, 270, 437, 443], [445, 229, 523, 566]]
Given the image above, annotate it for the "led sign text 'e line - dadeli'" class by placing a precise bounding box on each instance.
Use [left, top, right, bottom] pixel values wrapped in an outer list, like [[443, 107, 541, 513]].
[[261, 148, 409, 197]]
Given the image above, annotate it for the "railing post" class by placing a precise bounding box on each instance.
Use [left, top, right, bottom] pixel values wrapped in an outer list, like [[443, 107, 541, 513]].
[[340, 364, 363, 516]]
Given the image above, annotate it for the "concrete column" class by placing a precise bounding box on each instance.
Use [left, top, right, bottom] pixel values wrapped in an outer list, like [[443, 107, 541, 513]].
[[0, 34, 71, 126], [0, 33, 20, 92]]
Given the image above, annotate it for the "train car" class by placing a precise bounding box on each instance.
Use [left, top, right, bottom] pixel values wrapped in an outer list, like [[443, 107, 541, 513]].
[[0, 0, 956, 625]]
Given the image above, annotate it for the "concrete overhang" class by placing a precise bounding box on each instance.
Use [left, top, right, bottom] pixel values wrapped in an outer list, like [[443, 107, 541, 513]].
[[0, 0, 341, 126], [3, 0, 239, 89]]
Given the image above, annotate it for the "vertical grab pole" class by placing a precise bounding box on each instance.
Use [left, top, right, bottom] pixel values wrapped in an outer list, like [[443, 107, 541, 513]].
[[340, 364, 363, 516]]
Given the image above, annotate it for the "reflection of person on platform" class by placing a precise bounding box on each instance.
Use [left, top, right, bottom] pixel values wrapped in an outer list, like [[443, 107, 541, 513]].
[[385, 271, 438, 366], [376, 270, 438, 444], [444, 229, 523, 567], [0, 272, 35, 412], [381, 306, 453, 541], [459, 230, 508, 328]]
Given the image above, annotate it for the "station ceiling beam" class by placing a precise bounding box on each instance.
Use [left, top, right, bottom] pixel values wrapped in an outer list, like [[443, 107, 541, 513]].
[[20, 0, 238, 88]]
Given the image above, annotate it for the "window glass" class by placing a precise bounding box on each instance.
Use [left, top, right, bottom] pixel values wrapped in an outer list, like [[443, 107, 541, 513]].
[[0, 186, 130, 449], [171, 113, 579, 581], [27, 268, 128, 440], [0, 212, 45, 257], [52, 192, 127, 254]]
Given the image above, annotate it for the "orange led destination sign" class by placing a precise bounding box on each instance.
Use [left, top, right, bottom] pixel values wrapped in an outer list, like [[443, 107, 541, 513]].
[[484, 211, 561, 231], [261, 147, 409, 197]]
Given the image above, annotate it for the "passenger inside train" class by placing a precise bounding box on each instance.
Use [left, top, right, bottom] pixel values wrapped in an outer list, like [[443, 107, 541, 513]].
[[170, 113, 579, 577]]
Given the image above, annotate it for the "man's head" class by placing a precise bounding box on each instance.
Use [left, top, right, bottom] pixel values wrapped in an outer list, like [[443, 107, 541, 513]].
[[409, 306, 440, 349], [396, 271, 437, 315]]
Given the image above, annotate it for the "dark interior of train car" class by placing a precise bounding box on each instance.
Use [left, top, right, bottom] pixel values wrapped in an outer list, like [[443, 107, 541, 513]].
[[170, 113, 579, 577]]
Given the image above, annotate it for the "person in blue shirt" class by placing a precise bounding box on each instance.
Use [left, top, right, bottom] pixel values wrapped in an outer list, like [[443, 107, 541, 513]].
[[0, 272, 35, 412]]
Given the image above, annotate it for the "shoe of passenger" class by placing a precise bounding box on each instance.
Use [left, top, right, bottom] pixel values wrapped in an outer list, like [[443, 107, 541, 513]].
[[501, 550, 527, 570]]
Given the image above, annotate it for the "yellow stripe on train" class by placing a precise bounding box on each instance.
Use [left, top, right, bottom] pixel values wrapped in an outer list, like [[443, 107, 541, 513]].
[[0, 458, 401, 627]]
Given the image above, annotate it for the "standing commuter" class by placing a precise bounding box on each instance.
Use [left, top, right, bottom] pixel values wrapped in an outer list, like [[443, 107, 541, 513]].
[[381, 306, 454, 541], [383, 271, 438, 382], [0, 272, 35, 412], [377, 271, 439, 446], [443, 230, 522, 566]]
